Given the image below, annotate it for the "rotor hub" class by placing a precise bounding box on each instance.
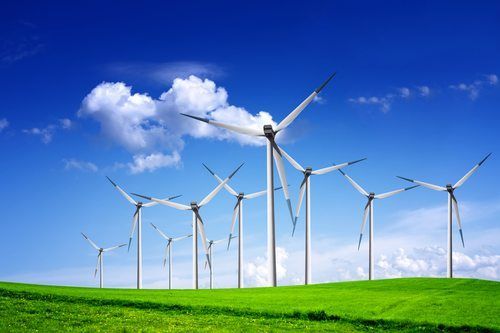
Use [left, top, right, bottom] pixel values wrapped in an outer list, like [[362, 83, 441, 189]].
[[238, 193, 244, 199], [190, 202, 198, 209], [263, 125, 275, 137], [369, 192, 375, 199], [137, 202, 143, 207], [446, 184, 453, 192], [305, 167, 313, 176]]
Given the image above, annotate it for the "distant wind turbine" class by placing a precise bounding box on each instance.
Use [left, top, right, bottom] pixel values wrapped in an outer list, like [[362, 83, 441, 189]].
[[150, 223, 192, 290], [202, 163, 282, 288], [81, 233, 126, 288], [106, 176, 181, 289], [181, 73, 336, 286], [133, 163, 243, 289], [205, 235, 238, 289], [279, 146, 365, 284], [338, 170, 418, 280], [397, 153, 491, 278]]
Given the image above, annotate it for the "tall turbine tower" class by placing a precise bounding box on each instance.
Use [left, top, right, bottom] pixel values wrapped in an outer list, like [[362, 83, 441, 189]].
[[202, 163, 282, 288], [279, 147, 365, 284], [397, 153, 491, 278], [150, 223, 192, 290], [205, 235, 237, 289], [181, 73, 336, 286], [133, 163, 243, 289], [338, 170, 418, 280], [81, 233, 126, 288], [106, 176, 180, 289]]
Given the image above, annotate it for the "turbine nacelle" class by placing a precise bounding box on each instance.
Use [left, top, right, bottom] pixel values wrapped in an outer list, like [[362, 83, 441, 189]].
[[369, 192, 375, 199], [190, 202, 199, 210], [263, 124, 275, 137], [304, 167, 313, 176], [446, 184, 453, 192]]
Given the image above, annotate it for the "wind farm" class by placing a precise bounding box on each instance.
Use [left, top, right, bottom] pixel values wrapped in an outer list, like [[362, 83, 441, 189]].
[[1, 1, 499, 332]]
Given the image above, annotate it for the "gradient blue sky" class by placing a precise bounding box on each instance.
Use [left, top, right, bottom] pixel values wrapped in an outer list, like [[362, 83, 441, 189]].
[[1, 1, 499, 288]]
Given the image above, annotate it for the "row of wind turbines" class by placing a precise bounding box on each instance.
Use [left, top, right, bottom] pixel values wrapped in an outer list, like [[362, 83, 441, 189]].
[[82, 73, 491, 289]]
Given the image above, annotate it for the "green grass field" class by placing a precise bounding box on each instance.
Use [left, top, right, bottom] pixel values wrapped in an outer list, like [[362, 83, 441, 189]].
[[0, 278, 498, 332]]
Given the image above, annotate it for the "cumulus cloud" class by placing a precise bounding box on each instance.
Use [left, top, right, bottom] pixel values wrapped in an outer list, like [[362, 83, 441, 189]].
[[245, 246, 288, 286], [450, 74, 498, 100], [79, 76, 277, 173], [63, 158, 98, 172], [23, 118, 73, 144], [0, 118, 9, 132]]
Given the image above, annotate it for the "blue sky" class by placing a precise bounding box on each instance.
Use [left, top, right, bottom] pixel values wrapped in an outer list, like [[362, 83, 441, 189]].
[[0, 1, 499, 288]]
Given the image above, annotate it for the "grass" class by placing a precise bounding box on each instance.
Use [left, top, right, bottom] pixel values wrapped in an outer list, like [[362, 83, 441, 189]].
[[0, 278, 498, 332]]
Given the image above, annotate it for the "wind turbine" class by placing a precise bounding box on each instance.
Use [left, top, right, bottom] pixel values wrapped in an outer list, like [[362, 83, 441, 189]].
[[205, 235, 238, 289], [106, 176, 181, 289], [81, 233, 126, 288], [181, 73, 336, 286], [150, 223, 192, 290], [338, 170, 418, 280], [279, 147, 366, 284], [133, 163, 243, 289], [202, 163, 282, 288], [397, 153, 491, 278]]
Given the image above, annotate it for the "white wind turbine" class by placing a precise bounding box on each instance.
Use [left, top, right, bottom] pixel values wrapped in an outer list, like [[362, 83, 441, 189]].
[[150, 223, 192, 290], [397, 153, 491, 278], [81, 233, 126, 288], [133, 163, 243, 289], [338, 170, 419, 280], [205, 235, 238, 289], [106, 176, 181, 289], [202, 163, 282, 288], [181, 73, 336, 286], [279, 147, 366, 284]]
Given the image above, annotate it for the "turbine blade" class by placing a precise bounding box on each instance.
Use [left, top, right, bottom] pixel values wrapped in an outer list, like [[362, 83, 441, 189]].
[[81, 232, 100, 250], [358, 201, 370, 250], [294, 177, 307, 225], [194, 211, 211, 270], [275, 73, 336, 132], [132, 193, 191, 210], [338, 169, 369, 196], [106, 176, 137, 205], [453, 153, 492, 189], [311, 158, 366, 175], [273, 145, 294, 225], [173, 234, 192, 242], [199, 163, 244, 207], [396, 176, 447, 191], [94, 253, 100, 278], [228, 201, 240, 243], [203, 163, 239, 196], [279, 146, 305, 171], [243, 189, 266, 199], [163, 242, 170, 268], [374, 185, 419, 199], [103, 243, 127, 252], [150, 223, 170, 240], [451, 194, 465, 248], [180, 113, 264, 136], [128, 208, 139, 251]]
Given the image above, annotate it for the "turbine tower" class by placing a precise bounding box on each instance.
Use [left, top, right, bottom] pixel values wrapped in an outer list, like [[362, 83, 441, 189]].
[[181, 73, 336, 286], [133, 163, 243, 289], [150, 223, 192, 290], [279, 147, 366, 284], [202, 163, 282, 288], [338, 170, 418, 280], [397, 153, 491, 278], [106, 176, 180, 289], [81, 233, 126, 288], [205, 235, 237, 289]]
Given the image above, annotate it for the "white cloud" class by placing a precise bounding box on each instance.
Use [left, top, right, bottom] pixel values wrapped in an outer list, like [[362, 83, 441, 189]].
[[63, 158, 98, 172], [417, 86, 431, 96], [128, 151, 181, 174], [449, 73, 498, 100], [79, 76, 278, 173], [0, 118, 9, 132], [245, 246, 289, 286], [349, 95, 392, 113], [313, 95, 325, 104], [398, 87, 411, 98], [23, 118, 73, 144]]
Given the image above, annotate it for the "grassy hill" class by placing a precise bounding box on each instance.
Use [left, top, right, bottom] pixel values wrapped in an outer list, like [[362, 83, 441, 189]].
[[0, 278, 498, 332]]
